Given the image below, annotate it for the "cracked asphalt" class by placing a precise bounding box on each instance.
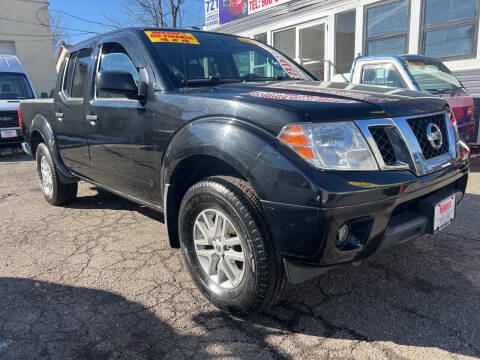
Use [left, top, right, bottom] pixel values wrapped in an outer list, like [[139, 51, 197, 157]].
[[0, 153, 479, 360]]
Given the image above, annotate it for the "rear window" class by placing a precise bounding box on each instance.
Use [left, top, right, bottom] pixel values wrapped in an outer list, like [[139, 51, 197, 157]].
[[0, 72, 34, 100], [361, 63, 407, 89]]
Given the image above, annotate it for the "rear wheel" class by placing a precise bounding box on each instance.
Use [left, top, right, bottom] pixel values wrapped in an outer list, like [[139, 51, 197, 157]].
[[36, 143, 77, 205], [178, 176, 286, 315]]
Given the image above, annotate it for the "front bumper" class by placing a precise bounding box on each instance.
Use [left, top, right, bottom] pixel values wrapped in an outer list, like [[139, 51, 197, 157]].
[[261, 160, 469, 283]]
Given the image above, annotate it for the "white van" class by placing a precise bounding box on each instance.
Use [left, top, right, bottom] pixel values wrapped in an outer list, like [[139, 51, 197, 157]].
[[0, 55, 37, 147]]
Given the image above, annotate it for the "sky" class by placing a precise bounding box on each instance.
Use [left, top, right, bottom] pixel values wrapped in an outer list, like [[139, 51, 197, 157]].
[[48, 0, 204, 45]]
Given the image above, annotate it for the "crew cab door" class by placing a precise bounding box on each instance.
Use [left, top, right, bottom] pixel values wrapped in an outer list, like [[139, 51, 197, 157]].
[[86, 35, 154, 200], [55, 47, 93, 174]]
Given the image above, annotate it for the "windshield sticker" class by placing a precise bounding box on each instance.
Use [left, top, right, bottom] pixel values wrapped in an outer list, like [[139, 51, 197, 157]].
[[267, 84, 399, 103], [238, 37, 255, 44], [145, 31, 200, 45], [406, 61, 425, 67], [238, 37, 305, 80]]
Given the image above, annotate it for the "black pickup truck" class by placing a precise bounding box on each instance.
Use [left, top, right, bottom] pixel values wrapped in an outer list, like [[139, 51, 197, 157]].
[[20, 28, 469, 315]]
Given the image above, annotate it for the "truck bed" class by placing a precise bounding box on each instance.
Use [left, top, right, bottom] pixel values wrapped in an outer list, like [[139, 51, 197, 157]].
[[20, 98, 55, 140]]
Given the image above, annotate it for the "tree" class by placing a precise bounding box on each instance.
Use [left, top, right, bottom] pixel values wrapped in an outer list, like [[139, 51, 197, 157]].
[[104, 0, 198, 29], [49, 12, 69, 51]]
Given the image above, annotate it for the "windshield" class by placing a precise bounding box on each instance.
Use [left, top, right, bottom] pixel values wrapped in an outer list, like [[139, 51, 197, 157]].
[[404, 59, 464, 95], [144, 31, 313, 87], [0, 72, 34, 100]]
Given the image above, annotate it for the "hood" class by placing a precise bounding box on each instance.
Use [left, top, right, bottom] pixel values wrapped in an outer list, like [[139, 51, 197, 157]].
[[208, 80, 448, 122]]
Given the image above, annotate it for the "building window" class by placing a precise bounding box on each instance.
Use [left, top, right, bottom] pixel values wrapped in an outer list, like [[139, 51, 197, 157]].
[[273, 28, 296, 59], [365, 0, 409, 56], [335, 10, 356, 74], [299, 24, 326, 80], [421, 0, 479, 59], [254, 33, 267, 44]]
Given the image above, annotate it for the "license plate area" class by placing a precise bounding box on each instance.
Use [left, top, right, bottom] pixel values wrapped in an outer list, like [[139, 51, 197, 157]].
[[418, 189, 460, 234], [1, 130, 17, 138], [433, 195, 456, 232]]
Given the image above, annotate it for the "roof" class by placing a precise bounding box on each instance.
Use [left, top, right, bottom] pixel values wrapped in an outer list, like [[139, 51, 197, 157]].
[[0, 55, 26, 73], [66, 27, 242, 51], [356, 54, 441, 62]]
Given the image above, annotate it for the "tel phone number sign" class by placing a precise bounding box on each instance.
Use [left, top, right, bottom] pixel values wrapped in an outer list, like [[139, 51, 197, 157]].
[[248, 0, 291, 14]]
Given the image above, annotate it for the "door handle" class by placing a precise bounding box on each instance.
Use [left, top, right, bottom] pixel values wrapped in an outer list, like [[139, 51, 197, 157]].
[[86, 115, 98, 125], [55, 112, 64, 121]]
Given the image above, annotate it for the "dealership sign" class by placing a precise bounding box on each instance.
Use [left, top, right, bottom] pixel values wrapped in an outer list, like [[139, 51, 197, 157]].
[[248, 0, 292, 14], [204, 0, 292, 28], [205, 0, 220, 28]]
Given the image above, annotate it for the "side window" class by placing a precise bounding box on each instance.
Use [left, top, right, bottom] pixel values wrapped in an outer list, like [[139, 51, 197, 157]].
[[97, 43, 139, 99], [71, 48, 91, 98], [63, 52, 77, 97], [361, 64, 407, 89]]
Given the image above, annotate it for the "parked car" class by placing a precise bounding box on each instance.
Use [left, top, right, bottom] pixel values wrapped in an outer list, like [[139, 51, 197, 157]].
[[0, 55, 36, 147], [350, 55, 476, 144], [19, 29, 469, 315]]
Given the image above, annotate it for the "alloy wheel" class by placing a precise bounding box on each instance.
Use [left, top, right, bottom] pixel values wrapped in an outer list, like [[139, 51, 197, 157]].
[[193, 209, 245, 289]]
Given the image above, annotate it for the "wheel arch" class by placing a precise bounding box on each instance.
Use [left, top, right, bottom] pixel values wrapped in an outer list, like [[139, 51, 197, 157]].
[[161, 118, 274, 248], [30, 114, 76, 183]]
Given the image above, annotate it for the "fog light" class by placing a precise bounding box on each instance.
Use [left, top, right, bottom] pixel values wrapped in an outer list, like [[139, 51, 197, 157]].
[[336, 223, 351, 248]]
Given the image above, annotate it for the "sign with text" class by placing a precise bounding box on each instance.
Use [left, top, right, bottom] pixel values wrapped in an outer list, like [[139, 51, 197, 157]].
[[204, 0, 292, 28], [248, 0, 291, 14], [205, 0, 219, 28]]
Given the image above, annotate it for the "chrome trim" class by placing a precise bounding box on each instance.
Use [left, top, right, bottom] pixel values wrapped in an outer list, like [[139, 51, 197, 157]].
[[21, 142, 32, 156], [356, 111, 458, 177]]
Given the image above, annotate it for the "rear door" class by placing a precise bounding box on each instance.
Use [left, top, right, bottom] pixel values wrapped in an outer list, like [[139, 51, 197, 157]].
[[55, 47, 93, 174], [85, 34, 155, 201]]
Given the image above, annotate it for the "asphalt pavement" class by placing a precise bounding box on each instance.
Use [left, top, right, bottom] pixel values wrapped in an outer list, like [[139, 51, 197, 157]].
[[0, 153, 479, 359]]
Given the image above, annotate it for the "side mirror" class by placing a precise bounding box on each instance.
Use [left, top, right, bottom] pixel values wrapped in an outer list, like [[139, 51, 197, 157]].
[[96, 70, 140, 99]]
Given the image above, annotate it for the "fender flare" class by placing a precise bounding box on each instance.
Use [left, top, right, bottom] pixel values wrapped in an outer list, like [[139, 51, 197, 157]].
[[161, 117, 275, 198], [159, 117, 319, 248], [160, 117, 276, 248], [30, 114, 76, 183]]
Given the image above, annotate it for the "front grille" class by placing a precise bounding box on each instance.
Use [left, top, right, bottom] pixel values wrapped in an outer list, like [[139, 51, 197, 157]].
[[0, 111, 19, 128], [407, 114, 449, 160], [369, 126, 397, 166]]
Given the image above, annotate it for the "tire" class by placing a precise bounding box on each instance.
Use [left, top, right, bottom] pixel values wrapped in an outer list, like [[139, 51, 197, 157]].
[[178, 176, 286, 315], [35, 143, 77, 206]]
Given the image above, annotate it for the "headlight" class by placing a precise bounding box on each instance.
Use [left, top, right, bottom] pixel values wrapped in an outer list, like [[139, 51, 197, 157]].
[[278, 122, 378, 170]]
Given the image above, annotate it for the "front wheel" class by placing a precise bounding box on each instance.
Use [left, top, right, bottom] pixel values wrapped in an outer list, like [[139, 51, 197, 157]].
[[36, 143, 77, 206], [178, 176, 286, 315]]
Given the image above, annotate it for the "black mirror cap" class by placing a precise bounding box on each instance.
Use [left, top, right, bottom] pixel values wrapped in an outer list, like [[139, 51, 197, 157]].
[[96, 70, 139, 98]]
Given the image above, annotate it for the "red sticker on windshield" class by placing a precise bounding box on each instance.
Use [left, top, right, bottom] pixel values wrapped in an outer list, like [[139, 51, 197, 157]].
[[145, 31, 200, 45]]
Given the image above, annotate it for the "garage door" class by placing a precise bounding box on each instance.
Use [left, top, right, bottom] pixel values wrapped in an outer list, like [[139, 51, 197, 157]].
[[0, 41, 16, 55]]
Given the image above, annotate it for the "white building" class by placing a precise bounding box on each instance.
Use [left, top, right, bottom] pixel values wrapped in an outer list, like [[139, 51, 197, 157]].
[[0, 0, 57, 96], [207, 0, 480, 115]]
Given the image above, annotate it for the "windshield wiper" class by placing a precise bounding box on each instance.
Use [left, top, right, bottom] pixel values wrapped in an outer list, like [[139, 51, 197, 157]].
[[182, 76, 242, 86]]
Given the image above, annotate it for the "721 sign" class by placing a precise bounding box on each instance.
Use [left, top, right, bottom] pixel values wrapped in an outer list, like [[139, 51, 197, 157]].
[[205, 0, 219, 28]]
